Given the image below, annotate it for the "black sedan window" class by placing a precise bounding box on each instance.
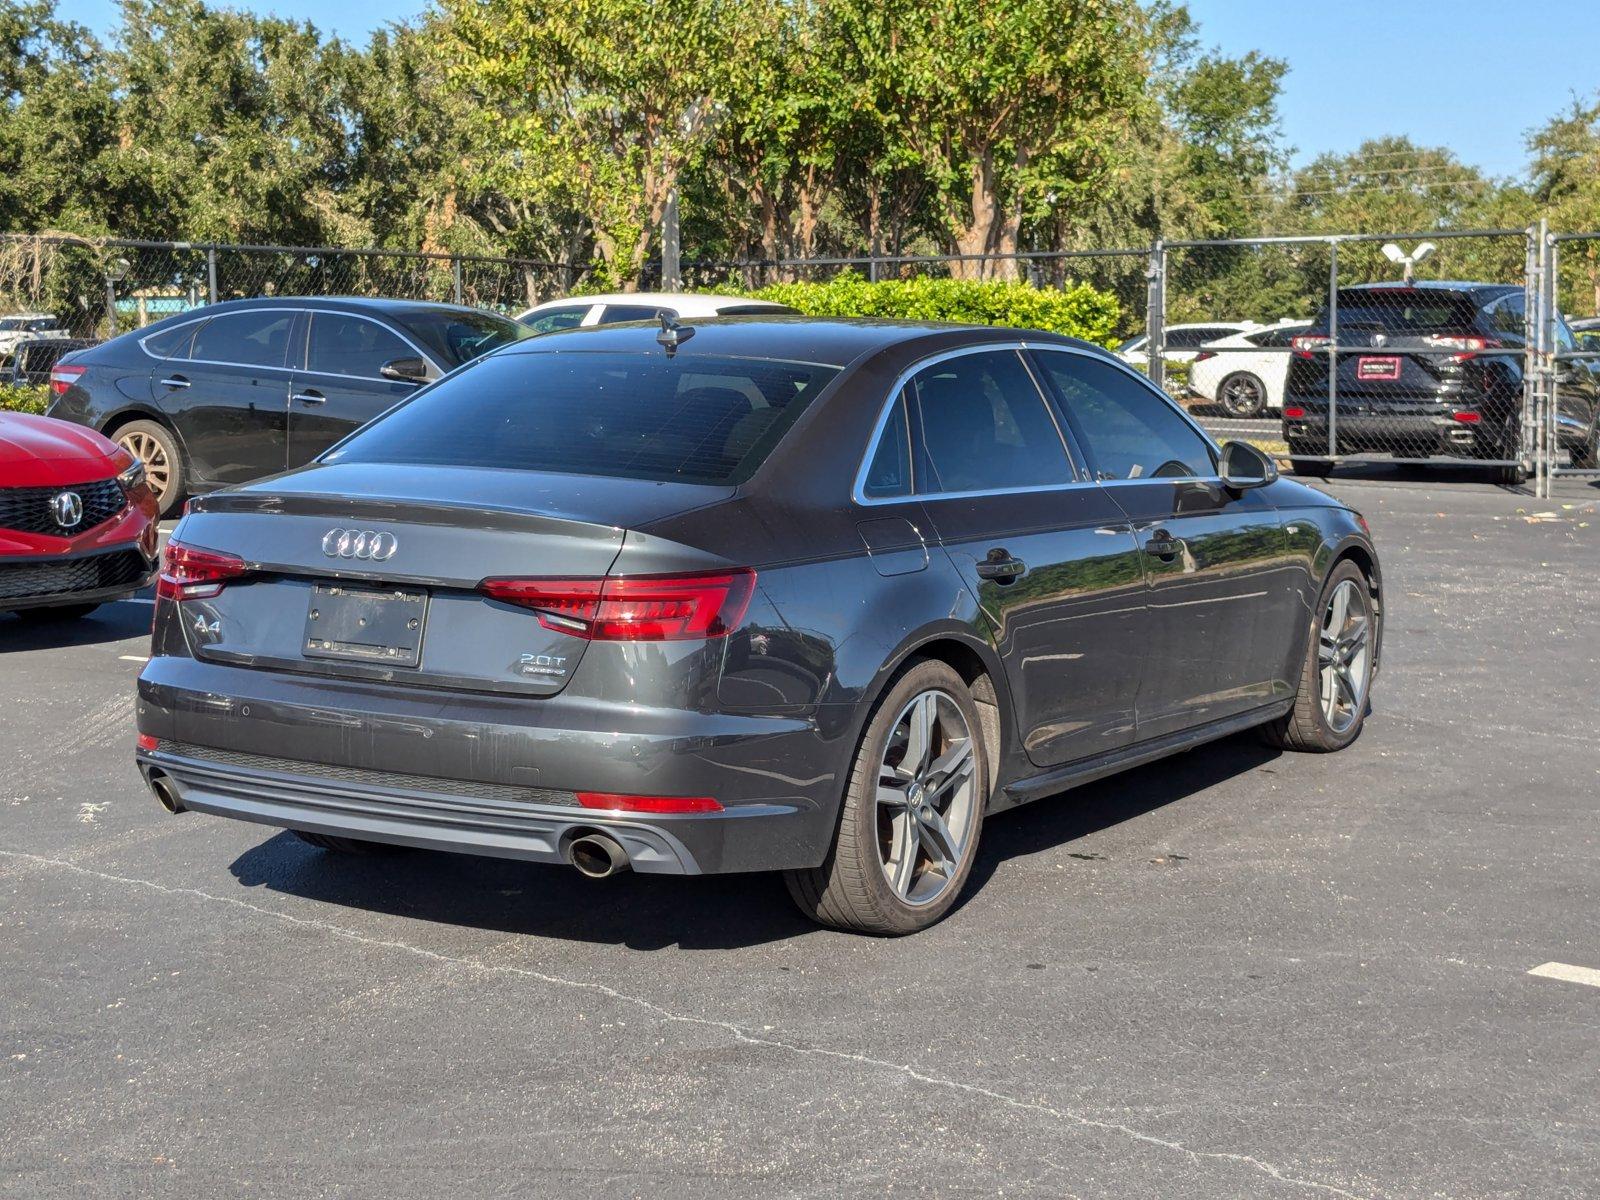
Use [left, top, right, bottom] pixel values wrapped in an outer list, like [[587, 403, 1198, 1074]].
[[326, 351, 838, 485], [397, 309, 529, 366]]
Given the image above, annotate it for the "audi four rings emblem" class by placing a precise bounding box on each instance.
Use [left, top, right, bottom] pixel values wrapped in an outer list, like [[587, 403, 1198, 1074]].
[[321, 529, 398, 561]]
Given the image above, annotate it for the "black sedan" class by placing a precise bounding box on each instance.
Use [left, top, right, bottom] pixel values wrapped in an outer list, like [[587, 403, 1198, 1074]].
[[46, 297, 527, 514], [134, 317, 1381, 935]]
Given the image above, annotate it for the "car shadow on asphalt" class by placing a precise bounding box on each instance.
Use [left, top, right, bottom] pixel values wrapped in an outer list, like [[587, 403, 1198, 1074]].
[[224, 732, 1281, 952], [0, 593, 153, 651]]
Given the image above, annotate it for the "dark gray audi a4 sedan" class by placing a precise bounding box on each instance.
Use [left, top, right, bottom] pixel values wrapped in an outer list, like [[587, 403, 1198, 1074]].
[[135, 317, 1382, 934]]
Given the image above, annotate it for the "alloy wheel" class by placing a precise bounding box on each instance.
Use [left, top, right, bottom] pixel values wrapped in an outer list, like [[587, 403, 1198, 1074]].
[[118, 429, 171, 504], [875, 689, 979, 906], [1317, 579, 1371, 734], [1221, 373, 1266, 418]]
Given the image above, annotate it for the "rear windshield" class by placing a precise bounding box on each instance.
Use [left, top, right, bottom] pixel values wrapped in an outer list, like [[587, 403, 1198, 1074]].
[[1325, 290, 1480, 332], [394, 309, 529, 367], [325, 350, 839, 485]]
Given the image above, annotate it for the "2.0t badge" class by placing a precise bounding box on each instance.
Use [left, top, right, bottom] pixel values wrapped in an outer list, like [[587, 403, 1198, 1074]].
[[321, 528, 398, 561]]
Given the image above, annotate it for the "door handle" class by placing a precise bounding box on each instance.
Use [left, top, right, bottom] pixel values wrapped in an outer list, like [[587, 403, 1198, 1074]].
[[1144, 530, 1181, 557], [976, 550, 1026, 582], [158, 375, 189, 390], [291, 389, 326, 405]]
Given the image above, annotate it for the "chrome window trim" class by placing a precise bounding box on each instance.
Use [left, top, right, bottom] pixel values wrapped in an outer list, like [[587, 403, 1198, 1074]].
[[1027, 344, 1224, 487], [850, 342, 1082, 507], [138, 306, 441, 380], [852, 340, 1225, 506]]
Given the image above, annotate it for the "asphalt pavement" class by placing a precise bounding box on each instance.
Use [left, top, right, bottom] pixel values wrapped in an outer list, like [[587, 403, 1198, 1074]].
[[3, 468, 1598, 1198]]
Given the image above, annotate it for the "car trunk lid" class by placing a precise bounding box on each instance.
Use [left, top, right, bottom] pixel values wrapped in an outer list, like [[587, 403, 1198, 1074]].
[[169, 463, 733, 696]]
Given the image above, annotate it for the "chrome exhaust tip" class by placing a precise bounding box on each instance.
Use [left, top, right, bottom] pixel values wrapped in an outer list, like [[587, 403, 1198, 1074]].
[[149, 772, 185, 815], [566, 832, 630, 879]]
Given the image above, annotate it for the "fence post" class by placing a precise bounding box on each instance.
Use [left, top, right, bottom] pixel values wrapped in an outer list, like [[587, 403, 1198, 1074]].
[[661, 189, 682, 291], [206, 247, 218, 304], [1326, 239, 1339, 461], [103, 276, 117, 338], [1145, 241, 1165, 392], [452, 256, 463, 305], [1539, 219, 1555, 498]]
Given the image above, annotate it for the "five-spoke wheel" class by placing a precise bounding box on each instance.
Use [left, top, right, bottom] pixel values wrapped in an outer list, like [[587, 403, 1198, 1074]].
[[786, 659, 988, 934]]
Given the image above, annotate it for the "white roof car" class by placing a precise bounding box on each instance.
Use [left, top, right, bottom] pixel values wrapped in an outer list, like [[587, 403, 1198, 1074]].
[[0, 313, 65, 355], [1115, 321, 1260, 367], [1186, 320, 1312, 418], [517, 292, 797, 333]]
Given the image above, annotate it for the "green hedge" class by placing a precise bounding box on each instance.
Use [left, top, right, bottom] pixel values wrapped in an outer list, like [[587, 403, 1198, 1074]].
[[0, 384, 49, 415], [746, 273, 1122, 346]]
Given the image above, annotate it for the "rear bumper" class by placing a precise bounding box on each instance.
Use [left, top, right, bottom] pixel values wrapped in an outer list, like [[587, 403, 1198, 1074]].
[[1281, 411, 1512, 457], [135, 656, 845, 874]]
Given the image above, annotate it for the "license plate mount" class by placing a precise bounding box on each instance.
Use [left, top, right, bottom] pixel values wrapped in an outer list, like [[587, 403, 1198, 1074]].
[[303, 582, 428, 667], [1356, 355, 1401, 381]]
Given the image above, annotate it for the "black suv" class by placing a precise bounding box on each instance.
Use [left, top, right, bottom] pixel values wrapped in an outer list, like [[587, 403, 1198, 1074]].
[[46, 298, 527, 514], [1282, 282, 1600, 483]]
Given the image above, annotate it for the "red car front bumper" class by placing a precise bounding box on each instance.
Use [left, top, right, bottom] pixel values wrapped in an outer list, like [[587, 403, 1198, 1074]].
[[0, 493, 160, 613]]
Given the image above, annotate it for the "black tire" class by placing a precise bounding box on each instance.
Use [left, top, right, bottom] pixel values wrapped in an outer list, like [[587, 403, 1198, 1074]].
[[785, 659, 988, 936], [111, 419, 185, 517], [293, 830, 406, 855], [13, 603, 100, 621], [1491, 462, 1529, 486], [1219, 372, 1268, 418], [1260, 559, 1374, 753]]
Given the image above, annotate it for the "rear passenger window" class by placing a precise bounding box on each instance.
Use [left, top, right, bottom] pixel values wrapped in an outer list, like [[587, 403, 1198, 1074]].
[[1035, 352, 1214, 481], [862, 391, 912, 499], [909, 350, 1073, 494], [142, 321, 201, 359], [189, 312, 294, 368]]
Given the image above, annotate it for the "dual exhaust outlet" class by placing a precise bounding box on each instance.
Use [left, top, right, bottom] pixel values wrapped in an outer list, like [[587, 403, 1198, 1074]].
[[146, 769, 631, 879]]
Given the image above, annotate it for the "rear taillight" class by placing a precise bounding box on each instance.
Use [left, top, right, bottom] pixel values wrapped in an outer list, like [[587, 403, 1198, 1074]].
[[1193, 351, 1216, 363], [157, 539, 249, 601], [1292, 335, 1332, 359], [480, 569, 755, 642], [1424, 334, 1497, 363], [1283, 406, 1306, 420], [576, 792, 724, 814], [49, 364, 86, 395]]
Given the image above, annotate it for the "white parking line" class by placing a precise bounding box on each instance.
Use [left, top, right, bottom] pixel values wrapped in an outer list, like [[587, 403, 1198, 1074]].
[[1528, 962, 1600, 989], [118, 655, 148, 663]]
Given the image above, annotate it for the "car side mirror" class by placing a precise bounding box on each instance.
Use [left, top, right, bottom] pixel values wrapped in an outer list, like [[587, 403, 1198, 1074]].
[[379, 356, 429, 384], [1218, 440, 1278, 489]]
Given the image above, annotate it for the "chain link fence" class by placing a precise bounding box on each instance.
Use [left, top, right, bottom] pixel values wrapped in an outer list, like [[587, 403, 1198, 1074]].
[[6, 227, 1600, 492], [1540, 231, 1600, 490], [0, 235, 578, 341], [1154, 231, 1537, 481]]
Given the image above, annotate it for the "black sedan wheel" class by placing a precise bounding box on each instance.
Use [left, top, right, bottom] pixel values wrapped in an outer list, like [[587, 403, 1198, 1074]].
[[1262, 560, 1373, 752], [114, 420, 184, 516], [1219, 372, 1268, 418], [786, 660, 986, 935]]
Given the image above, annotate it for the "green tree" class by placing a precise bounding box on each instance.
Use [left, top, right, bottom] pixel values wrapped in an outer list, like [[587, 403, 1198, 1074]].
[[1529, 94, 1600, 313]]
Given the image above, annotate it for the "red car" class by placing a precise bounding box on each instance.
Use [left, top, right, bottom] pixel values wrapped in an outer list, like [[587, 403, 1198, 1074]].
[[1, 411, 160, 620]]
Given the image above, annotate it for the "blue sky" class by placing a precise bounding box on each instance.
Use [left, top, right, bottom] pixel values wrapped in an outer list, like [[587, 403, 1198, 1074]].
[[53, 0, 1600, 180]]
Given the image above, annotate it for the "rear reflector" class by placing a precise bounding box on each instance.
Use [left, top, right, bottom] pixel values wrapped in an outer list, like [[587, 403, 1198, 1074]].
[[481, 569, 755, 641], [157, 538, 249, 600], [1283, 406, 1306, 420], [136, 733, 159, 752], [49, 364, 86, 395], [1451, 411, 1482, 423], [576, 791, 724, 814]]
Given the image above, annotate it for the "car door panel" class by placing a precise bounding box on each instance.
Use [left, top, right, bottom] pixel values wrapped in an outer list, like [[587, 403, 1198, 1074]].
[[287, 311, 423, 467], [891, 347, 1147, 767], [1030, 346, 1300, 741], [160, 309, 294, 485]]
